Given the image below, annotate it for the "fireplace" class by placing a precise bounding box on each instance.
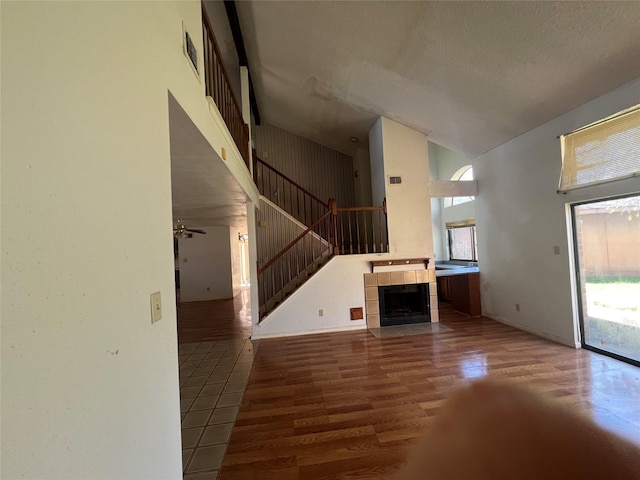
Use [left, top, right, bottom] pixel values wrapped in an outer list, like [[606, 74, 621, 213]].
[[378, 283, 430, 326], [363, 265, 439, 328]]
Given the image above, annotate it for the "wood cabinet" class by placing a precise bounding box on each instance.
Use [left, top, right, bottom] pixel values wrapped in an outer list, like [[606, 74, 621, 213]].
[[437, 272, 481, 316], [438, 275, 451, 302]]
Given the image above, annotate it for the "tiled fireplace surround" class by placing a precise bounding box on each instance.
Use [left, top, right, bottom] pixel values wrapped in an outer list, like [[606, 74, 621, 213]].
[[364, 267, 439, 328]]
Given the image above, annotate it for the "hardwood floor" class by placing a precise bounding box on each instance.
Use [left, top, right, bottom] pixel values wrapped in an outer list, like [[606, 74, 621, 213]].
[[218, 304, 640, 479], [177, 289, 252, 344]]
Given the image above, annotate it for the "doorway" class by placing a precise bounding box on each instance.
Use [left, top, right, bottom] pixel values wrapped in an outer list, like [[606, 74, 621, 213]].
[[572, 194, 640, 365], [238, 233, 250, 287]]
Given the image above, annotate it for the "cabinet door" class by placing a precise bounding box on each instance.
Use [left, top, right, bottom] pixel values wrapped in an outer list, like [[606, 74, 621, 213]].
[[450, 274, 470, 314], [437, 276, 451, 301], [467, 272, 481, 316]]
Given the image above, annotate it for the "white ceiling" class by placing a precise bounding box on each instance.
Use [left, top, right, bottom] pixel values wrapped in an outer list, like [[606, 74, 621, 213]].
[[237, 1, 640, 157], [169, 95, 248, 229]]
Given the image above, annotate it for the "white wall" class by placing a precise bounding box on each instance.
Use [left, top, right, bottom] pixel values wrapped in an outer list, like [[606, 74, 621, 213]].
[[0, 2, 258, 478], [433, 142, 472, 181], [353, 146, 373, 206], [473, 78, 640, 347], [253, 123, 355, 207], [253, 255, 385, 339], [179, 227, 234, 301], [369, 119, 386, 207], [246, 202, 261, 327], [372, 117, 433, 258], [428, 143, 445, 261], [442, 201, 475, 225], [428, 142, 476, 258], [230, 228, 243, 296]]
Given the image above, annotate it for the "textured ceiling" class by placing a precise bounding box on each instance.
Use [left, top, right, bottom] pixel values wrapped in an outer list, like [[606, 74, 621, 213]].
[[237, 1, 640, 157], [169, 95, 248, 229]]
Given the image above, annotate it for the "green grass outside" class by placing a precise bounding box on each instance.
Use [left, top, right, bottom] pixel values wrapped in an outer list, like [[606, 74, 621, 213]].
[[585, 275, 640, 284], [584, 278, 640, 361]]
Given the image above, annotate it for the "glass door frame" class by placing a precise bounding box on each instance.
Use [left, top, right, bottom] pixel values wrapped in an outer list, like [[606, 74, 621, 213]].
[[570, 192, 640, 367]]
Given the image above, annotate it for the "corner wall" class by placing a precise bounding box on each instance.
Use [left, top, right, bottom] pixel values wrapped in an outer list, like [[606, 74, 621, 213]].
[[252, 255, 377, 339], [473, 78, 640, 347], [353, 146, 373, 206], [370, 117, 433, 258], [369, 119, 386, 207], [1, 1, 248, 478], [179, 226, 234, 301], [253, 123, 355, 207], [429, 141, 475, 259], [428, 143, 445, 261]]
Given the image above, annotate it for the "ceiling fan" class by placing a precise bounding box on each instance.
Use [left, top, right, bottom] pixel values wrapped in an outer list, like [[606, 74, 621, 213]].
[[173, 219, 206, 238]]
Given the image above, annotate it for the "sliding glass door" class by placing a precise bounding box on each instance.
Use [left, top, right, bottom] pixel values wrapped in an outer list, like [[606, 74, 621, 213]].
[[572, 194, 640, 365]]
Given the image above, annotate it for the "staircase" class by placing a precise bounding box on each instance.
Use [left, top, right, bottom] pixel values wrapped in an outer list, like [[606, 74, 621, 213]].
[[253, 156, 389, 321]]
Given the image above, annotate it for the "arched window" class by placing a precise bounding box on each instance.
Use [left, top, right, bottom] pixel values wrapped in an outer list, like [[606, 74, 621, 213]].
[[443, 165, 474, 208]]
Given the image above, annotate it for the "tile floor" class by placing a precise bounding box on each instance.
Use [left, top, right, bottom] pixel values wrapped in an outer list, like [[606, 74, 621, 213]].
[[368, 322, 452, 338], [178, 338, 257, 479]]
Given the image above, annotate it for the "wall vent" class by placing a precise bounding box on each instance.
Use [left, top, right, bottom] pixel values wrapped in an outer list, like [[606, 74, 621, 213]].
[[185, 31, 198, 72]]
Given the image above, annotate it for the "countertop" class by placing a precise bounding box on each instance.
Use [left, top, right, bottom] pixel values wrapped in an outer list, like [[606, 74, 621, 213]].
[[435, 266, 480, 277]]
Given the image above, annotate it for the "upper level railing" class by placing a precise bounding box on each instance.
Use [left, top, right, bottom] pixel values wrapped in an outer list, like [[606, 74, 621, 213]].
[[254, 156, 329, 227], [332, 199, 389, 255], [202, 4, 250, 168], [252, 157, 389, 320]]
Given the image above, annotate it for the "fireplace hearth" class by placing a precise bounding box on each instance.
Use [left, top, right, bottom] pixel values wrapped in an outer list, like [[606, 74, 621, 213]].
[[378, 283, 430, 326]]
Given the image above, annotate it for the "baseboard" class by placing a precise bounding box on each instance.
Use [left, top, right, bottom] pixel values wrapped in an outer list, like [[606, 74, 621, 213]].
[[484, 314, 580, 349], [251, 323, 366, 340]]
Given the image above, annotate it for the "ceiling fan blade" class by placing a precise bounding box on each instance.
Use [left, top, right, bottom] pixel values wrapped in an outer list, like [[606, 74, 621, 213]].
[[186, 229, 206, 234]]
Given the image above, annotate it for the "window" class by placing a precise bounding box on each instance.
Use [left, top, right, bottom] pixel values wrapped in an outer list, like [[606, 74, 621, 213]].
[[447, 221, 478, 261], [563, 105, 640, 366], [559, 105, 640, 192], [444, 165, 474, 207]]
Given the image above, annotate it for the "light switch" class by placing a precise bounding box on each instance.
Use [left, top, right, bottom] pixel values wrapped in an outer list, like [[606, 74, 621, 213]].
[[150, 291, 162, 323]]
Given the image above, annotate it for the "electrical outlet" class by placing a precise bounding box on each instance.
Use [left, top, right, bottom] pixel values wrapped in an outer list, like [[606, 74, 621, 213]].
[[150, 292, 162, 323], [515, 303, 520, 312], [553, 245, 561, 255], [319, 309, 324, 317]]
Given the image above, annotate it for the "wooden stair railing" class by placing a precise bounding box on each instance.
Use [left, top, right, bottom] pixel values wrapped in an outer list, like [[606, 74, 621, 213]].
[[253, 156, 328, 227], [202, 3, 250, 169], [256, 198, 390, 320], [253, 157, 390, 320], [257, 209, 333, 320], [331, 199, 389, 255]]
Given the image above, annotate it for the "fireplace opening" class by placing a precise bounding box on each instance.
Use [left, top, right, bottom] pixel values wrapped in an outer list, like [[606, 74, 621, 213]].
[[378, 283, 430, 327]]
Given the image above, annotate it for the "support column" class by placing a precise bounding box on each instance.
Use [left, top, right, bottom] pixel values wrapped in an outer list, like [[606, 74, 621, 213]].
[[246, 201, 260, 329], [368, 117, 433, 258]]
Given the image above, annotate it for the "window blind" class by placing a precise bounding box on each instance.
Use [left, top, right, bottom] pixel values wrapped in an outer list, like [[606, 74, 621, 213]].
[[558, 105, 640, 193]]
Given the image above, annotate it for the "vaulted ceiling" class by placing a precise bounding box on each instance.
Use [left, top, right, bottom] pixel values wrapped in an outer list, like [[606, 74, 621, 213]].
[[236, 1, 640, 157]]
